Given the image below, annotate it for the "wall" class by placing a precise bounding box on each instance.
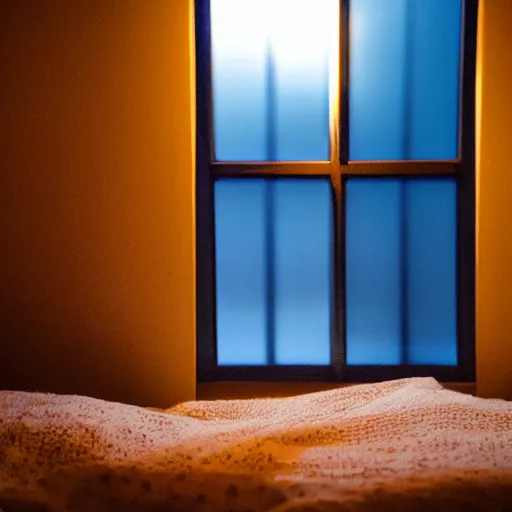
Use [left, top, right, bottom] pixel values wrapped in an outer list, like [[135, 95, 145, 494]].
[[0, 0, 196, 407], [476, 0, 512, 400]]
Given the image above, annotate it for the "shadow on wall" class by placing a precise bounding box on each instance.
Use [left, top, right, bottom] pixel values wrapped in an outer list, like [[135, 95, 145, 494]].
[[0, 294, 166, 407]]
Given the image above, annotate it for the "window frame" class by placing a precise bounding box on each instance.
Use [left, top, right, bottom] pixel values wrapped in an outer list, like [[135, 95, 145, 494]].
[[195, 0, 478, 383]]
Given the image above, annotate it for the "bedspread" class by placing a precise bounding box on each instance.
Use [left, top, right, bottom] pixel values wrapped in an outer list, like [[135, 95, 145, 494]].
[[0, 377, 511, 511]]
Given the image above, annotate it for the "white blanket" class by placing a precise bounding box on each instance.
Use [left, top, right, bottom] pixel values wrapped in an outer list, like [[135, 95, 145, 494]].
[[1, 377, 511, 511]]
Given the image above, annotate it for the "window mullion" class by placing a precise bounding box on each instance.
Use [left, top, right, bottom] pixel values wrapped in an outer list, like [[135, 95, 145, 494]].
[[210, 162, 333, 177], [341, 161, 460, 176], [340, 0, 350, 164], [332, 170, 345, 378]]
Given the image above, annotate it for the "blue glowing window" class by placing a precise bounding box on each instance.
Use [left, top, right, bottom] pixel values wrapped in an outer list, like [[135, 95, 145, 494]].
[[211, 0, 336, 161], [349, 0, 462, 161], [346, 178, 457, 366], [215, 178, 332, 365], [197, 0, 473, 379]]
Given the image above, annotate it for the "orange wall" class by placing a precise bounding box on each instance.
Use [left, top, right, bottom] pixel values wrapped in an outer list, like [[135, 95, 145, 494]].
[[476, 0, 512, 400], [0, 0, 196, 407]]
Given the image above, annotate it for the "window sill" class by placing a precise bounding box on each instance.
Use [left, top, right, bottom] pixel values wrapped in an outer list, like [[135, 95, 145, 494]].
[[196, 381, 476, 401]]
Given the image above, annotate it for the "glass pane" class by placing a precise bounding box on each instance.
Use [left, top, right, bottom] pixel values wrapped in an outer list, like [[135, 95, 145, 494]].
[[215, 178, 332, 366], [346, 178, 457, 365], [406, 180, 457, 365], [349, 0, 462, 161], [211, 0, 336, 161], [346, 180, 402, 365], [215, 180, 267, 365], [274, 180, 332, 364]]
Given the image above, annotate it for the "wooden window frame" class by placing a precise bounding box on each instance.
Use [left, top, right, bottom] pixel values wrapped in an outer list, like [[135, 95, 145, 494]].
[[195, 0, 478, 383]]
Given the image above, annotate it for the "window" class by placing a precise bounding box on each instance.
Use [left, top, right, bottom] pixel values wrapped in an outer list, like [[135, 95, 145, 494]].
[[196, 0, 478, 382]]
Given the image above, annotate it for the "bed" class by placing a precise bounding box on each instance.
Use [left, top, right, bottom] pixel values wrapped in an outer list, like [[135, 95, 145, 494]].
[[0, 377, 511, 511]]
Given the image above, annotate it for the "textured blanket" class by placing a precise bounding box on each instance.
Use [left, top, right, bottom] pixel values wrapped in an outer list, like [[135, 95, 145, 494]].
[[0, 377, 511, 511]]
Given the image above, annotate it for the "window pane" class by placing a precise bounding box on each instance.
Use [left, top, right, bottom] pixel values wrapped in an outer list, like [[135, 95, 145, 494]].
[[211, 0, 336, 162], [349, 0, 462, 161], [346, 178, 457, 366], [406, 180, 457, 365], [346, 180, 402, 365], [215, 180, 267, 365], [274, 180, 332, 364], [215, 178, 332, 366]]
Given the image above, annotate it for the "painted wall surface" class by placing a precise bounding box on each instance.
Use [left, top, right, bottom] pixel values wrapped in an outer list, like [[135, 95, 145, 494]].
[[0, 0, 196, 407], [476, 0, 512, 400]]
